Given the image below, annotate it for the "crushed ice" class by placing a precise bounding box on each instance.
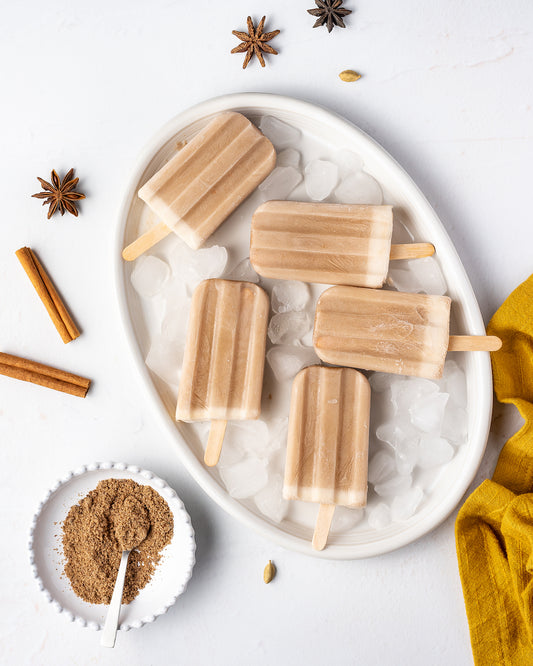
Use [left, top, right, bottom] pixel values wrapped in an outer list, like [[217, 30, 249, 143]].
[[366, 363, 467, 528]]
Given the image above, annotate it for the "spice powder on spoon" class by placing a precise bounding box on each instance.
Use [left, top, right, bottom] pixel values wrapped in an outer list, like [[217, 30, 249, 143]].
[[61, 478, 173, 605]]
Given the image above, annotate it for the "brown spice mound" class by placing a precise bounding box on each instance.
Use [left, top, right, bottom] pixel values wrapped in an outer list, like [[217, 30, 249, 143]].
[[115, 495, 150, 551], [62, 478, 173, 605]]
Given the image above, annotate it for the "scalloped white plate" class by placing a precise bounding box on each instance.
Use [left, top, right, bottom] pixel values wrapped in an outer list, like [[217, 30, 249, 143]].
[[29, 462, 195, 631], [114, 93, 492, 559]]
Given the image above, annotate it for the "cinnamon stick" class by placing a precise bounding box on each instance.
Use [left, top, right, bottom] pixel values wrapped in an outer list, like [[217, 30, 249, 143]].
[[0, 352, 90, 398], [15, 247, 80, 343]]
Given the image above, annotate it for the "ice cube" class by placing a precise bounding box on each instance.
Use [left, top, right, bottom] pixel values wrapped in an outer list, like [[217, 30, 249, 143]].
[[417, 434, 454, 468], [304, 160, 339, 201], [336, 149, 364, 177], [330, 506, 364, 533], [169, 242, 227, 286], [218, 438, 246, 467], [219, 457, 269, 499], [161, 299, 190, 345], [334, 171, 383, 205], [368, 450, 396, 484], [409, 392, 449, 433], [407, 257, 447, 296], [254, 473, 289, 523], [374, 474, 412, 498], [271, 280, 310, 314], [131, 255, 170, 298], [162, 273, 188, 301], [388, 255, 447, 296], [268, 446, 287, 477], [268, 417, 289, 451], [194, 245, 228, 280], [145, 335, 182, 385], [277, 148, 301, 169], [369, 372, 396, 393], [394, 439, 419, 475], [225, 257, 261, 284], [368, 503, 392, 529], [376, 422, 402, 446], [441, 406, 468, 445], [389, 378, 414, 412], [268, 311, 311, 344], [386, 268, 422, 294], [391, 377, 439, 414], [259, 166, 303, 200], [167, 240, 197, 282], [391, 218, 415, 244], [266, 345, 320, 382], [390, 486, 424, 522], [259, 116, 301, 149], [441, 360, 467, 407], [224, 420, 271, 459], [376, 422, 417, 448]]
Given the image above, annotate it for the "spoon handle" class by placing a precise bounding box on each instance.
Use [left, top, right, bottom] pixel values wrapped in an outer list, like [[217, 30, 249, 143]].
[[101, 550, 130, 648]]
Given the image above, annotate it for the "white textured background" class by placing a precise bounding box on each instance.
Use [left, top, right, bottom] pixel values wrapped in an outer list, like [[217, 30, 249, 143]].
[[0, 1, 531, 664]]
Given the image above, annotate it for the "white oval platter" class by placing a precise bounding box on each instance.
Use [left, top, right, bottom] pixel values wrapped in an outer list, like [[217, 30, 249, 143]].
[[114, 93, 492, 559]]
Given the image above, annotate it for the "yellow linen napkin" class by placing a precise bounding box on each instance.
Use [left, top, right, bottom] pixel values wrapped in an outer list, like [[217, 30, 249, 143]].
[[456, 273, 533, 665]]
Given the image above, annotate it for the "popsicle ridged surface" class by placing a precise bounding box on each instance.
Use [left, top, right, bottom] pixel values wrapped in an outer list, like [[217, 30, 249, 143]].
[[313, 286, 451, 379], [284, 366, 370, 507], [139, 112, 276, 249], [250, 202, 393, 287], [176, 279, 269, 421]]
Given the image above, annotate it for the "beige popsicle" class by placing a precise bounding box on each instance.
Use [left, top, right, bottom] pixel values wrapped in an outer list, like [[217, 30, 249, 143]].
[[284, 365, 371, 551], [176, 279, 270, 466], [250, 201, 435, 288], [313, 286, 502, 379], [123, 112, 276, 260]]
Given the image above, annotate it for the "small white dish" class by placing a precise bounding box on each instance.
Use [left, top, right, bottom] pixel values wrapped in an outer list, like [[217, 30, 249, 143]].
[[29, 462, 195, 631], [114, 93, 492, 559]]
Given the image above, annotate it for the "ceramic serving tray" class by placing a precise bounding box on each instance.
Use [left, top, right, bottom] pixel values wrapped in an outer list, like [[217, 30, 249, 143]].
[[114, 93, 492, 559]]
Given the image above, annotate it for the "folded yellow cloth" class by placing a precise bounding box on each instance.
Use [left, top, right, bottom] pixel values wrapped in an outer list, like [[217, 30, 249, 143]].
[[456, 274, 533, 665]]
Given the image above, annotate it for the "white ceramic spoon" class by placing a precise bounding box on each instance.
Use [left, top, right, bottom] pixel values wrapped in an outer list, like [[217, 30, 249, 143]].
[[101, 496, 150, 648], [100, 549, 131, 648]]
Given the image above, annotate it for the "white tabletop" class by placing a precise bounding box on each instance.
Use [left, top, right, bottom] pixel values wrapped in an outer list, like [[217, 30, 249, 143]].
[[1, 1, 531, 664]]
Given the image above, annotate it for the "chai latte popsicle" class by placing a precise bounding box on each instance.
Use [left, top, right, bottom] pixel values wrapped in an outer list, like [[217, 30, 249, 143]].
[[284, 365, 371, 551], [313, 286, 502, 379], [122, 112, 276, 260], [250, 201, 435, 287], [176, 279, 270, 466]]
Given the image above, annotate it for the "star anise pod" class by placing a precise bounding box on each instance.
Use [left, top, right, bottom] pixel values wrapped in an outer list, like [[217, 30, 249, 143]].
[[32, 169, 85, 219], [307, 0, 352, 33], [231, 16, 280, 69]]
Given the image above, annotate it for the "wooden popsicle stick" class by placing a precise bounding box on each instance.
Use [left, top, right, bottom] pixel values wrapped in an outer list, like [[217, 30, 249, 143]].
[[312, 504, 336, 551], [122, 222, 170, 262], [204, 420, 228, 467], [389, 243, 435, 261], [448, 335, 502, 352]]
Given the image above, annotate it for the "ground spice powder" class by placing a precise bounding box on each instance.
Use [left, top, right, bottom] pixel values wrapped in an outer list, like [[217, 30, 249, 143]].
[[62, 478, 173, 605]]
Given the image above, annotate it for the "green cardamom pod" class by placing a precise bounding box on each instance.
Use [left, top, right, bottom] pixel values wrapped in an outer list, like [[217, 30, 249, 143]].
[[263, 560, 276, 584], [339, 70, 361, 82]]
